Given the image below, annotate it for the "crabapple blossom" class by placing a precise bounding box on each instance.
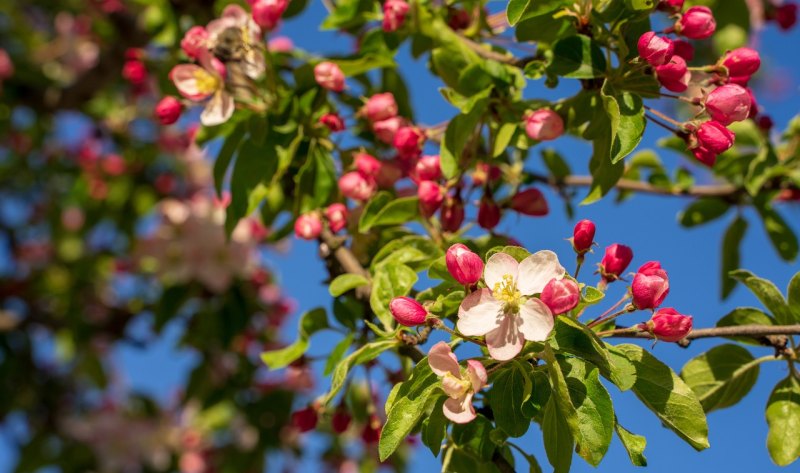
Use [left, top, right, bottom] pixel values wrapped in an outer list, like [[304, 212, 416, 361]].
[[656, 55, 690, 92], [676, 6, 716, 39], [338, 171, 376, 201], [572, 219, 596, 254], [251, 0, 288, 30], [446, 244, 484, 286], [477, 197, 501, 230], [418, 180, 444, 217], [540, 278, 580, 315], [383, 0, 410, 32], [440, 195, 465, 233], [324, 203, 348, 233], [427, 342, 487, 423], [393, 126, 425, 159], [294, 214, 322, 240], [180, 26, 208, 59], [389, 296, 428, 326], [721, 47, 761, 85], [457, 251, 565, 360], [691, 120, 735, 166], [373, 116, 405, 143], [354, 153, 382, 177], [414, 155, 442, 182], [319, 112, 345, 132], [524, 109, 564, 141], [637, 32, 674, 66], [155, 96, 183, 125], [363, 93, 398, 122], [643, 308, 693, 342], [510, 188, 549, 216], [314, 61, 345, 92], [599, 244, 633, 282], [672, 39, 695, 61], [631, 261, 670, 310]]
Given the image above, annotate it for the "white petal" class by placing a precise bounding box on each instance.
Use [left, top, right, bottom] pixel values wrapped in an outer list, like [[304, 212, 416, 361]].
[[457, 289, 504, 336], [517, 250, 566, 295], [428, 341, 460, 378], [443, 393, 476, 424], [483, 252, 519, 290], [518, 298, 555, 342], [485, 313, 524, 361], [200, 91, 234, 127], [465, 360, 487, 394]]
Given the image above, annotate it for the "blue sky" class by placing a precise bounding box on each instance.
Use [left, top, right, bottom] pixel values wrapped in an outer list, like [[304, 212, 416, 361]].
[[3, 2, 800, 472]]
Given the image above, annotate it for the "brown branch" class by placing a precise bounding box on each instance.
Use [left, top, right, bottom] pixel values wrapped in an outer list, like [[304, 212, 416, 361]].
[[530, 173, 740, 198], [605, 324, 800, 353]]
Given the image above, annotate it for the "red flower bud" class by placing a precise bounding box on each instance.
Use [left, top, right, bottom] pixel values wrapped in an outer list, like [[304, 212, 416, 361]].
[[655, 55, 691, 92], [478, 197, 502, 230], [757, 114, 774, 132], [389, 296, 428, 326], [447, 9, 471, 30], [155, 96, 183, 125], [332, 408, 352, 433], [354, 153, 382, 177], [0, 49, 13, 80], [705, 84, 751, 125], [414, 155, 442, 182], [632, 261, 670, 309], [471, 163, 501, 186], [657, 0, 684, 12], [525, 109, 564, 141], [600, 244, 633, 281], [314, 61, 345, 92], [572, 219, 596, 254], [372, 117, 404, 144], [291, 406, 318, 432], [364, 93, 398, 122], [102, 154, 126, 176], [338, 171, 376, 201], [645, 307, 693, 342], [393, 126, 425, 159], [672, 39, 695, 61], [294, 214, 322, 240], [362, 415, 381, 444], [180, 26, 209, 60], [540, 278, 580, 315], [324, 203, 348, 233], [446, 243, 484, 285], [721, 47, 761, 84], [440, 194, 465, 233], [382, 0, 410, 32], [775, 3, 798, 31], [319, 112, 345, 132], [510, 188, 549, 216], [251, 0, 288, 30], [690, 120, 735, 167], [122, 60, 147, 86], [268, 36, 294, 53], [637, 32, 675, 66], [418, 180, 444, 217], [676, 6, 716, 39]]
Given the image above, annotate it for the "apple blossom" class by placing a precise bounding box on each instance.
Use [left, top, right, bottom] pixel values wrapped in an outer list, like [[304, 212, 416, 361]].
[[705, 84, 751, 125], [775, 3, 798, 30], [631, 261, 670, 310], [389, 296, 428, 326], [427, 342, 487, 423], [294, 214, 322, 240], [446, 244, 484, 286], [572, 219, 596, 254], [721, 47, 761, 84], [440, 194, 465, 233], [383, 0, 410, 32], [373, 116, 405, 144], [155, 96, 183, 125], [643, 307, 693, 342], [291, 406, 318, 432], [331, 408, 351, 433], [319, 112, 345, 132], [637, 32, 674, 66], [251, 0, 288, 30], [510, 188, 549, 216], [477, 197, 502, 230], [180, 26, 209, 59], [672, 39, 695, 61], [206, 4, 264, 79], [354, 153, 382, 178], [324, 203, 348, 233], [268, 36, 294, 53], [363, 93, 398, 122], [418, 180, 444, 217], [656, 55, 691, 92], [676, 6, 716, 39], [600, 244, 633, 282], [338, 171, 376, 201], [457, 251, 565, 360], [170, 53, 234, 126], [540, 278, 580, 315], [414, 155, 442, 182], [691, 120, 735, 166], [314, 61, 345, 92], [524, 109, 564, 141], [0, 49, 13, 80], [393, 126, 425, 159]]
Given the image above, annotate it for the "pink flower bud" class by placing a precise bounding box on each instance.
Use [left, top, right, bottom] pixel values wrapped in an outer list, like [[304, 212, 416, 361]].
[[361, 415, 381, 444], [600, 244, 633, 281], [690, 120, 735, 167], [573, 219, 596, 254], [746, 88, 759, 118], [478, 197, 502, 230], [393, 126, 425, 159], [155, 96, 183, 125], [446, 243, 484, 285], [540, 278, 580, 315], [721, 48, 760, 86], [291, 406, 318, 432], [0, 49, 13, 80], [645, 308, 693, 342], [314, 61, 345, 92], [658, 0, 684, 12], [122, 60, 147, 85], [364, 93, 398, 122], [414, 155, 442, 182], [373, 116, 405, 144], [102, 154, 126, 176], [440, 194, 465, 233], [704, 84, 751, 125], [332, 408, 352, 433], [447, 9, 471, 30], [294, 214, 322, 240], [631, 261, 670, 310], [418, 180, 444, 217], [319, 113, 345, 132], [676, 6, 716, 39], [637, 32, 675, 66], [180, 26, 208, 60], [268, 36, 294, 53], [354, 153, 382, 177], [251, 0, 288, 30], [510, 188, 549, 216], [757, 114, 774, 132], [775, 3, 798, 30], [383, 0, 410, 32], [376, 159, 403, 188], [324, 203, 348, 233], [672, 39, 695, 61], [338, 171, 376, 201], [389, 296, 428, 326], [656, 55, 691, 92], [471, 163, 501, 186], [61, 206, 85, 231], [525, 109, 564, 141]]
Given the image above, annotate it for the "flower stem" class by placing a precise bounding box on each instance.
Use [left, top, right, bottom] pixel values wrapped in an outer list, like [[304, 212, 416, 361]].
[[586, 293, 631, 328]]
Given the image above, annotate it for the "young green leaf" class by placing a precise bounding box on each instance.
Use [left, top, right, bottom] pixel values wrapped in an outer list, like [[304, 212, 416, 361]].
[[614, 421, 648, 467], [679, 198, 731, 227], [369, 263, 418, 330], [766, 376, 800, 466], [487, 361, 532, 437], [680, 344, 764, 412], [730, 269, 796, 324], [721, 216, 748, 299], [547, 35, 608, 79], [421, 397, 448, 457], [329, 274, 370, 297], [323, 339, 398, 405], [716, 307, 775, 345], [542, 396, 574, 473]]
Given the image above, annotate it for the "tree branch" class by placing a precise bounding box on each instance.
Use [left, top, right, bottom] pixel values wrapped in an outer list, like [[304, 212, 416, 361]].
[[529, 173, 740, 198], [606, 324, 800, 353]]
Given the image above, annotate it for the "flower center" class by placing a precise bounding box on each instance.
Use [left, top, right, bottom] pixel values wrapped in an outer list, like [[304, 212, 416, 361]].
[[442, 372, 471, 399], [193, 69, 220, 95], [492, 274, 521, 309]]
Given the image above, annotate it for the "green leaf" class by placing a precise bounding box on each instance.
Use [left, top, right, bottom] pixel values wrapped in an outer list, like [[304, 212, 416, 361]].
[[329, 274, 370, 297], [681, 344, 763, 412], [541, 148, 571, 180], [358, 194, 420, 232], [601, 82, 645, 164], [451, 414, 497, 461], [294, 148, 337, 215], [440, 101, 488, 179], [506, 0, 567, 25], [371, 235, 443, 271], [766, 376, 800, 466], [324, 334, 353, 376], [213, 122, 246, 195], [716, 307, 775, 345], [550, 316, 610, 373], [542, 346, 580, 437], [379, 360, 441, 461], [485, 245, 532, 262], [614, 421, 648, 466], [261, 307, 328, 369], [323, 339, 398, 405], [370, 263, 418, 330], [559, 358, 614, 466], [789, 271, 800, 321], [516, 13, 577, 43], [721, 216, 748, 299], [542, 396, 574, 473], [755, 203, 799, 262], [582, 96, 625, 204], [730, 269, 796, 324], [227, 140, 277, 234], [493, 122, 518, 158], [547, 35, 608, 79], [421, 397, 448, 457], [488, 361, 532, 437], [333, 54, 395, 76], [614, 344, 709, 450], [679, 198, 731, 227], [603, 344, 638, 391]]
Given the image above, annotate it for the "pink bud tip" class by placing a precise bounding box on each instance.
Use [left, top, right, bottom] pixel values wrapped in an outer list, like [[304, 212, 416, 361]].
[[676, 6, 716, 39], [155, 96, 183, 125], [600, 244, 633, 281], [540, 278, 580, 315], [291, 406, 318, 432], [631, 261, 670, 310], [524, 109, 564, 141], [446, 243, 484, 285], [647, 307, 693, 342], [572, 219, 596, 254], [294, 214, 322, 240], [510, 188, 549, 216], [637, 31, 675, 66], [314, 61, 345, 92], [389, 296, 428, 326]]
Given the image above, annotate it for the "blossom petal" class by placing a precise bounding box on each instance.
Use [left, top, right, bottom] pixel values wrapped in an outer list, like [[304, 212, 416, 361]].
[[200, 91, 234, 127], [483, 252, 519, 290], [170, 64, 212, 101], [441, 374, 465, 398], [457, 288, 503, 336], [443, 393, 476, 424], [518, 298, 555, 342], [465, 360, 487, 394], [517, 250, 566, 295], [485, 313, 524, 361], [428, 341, 460, 378]]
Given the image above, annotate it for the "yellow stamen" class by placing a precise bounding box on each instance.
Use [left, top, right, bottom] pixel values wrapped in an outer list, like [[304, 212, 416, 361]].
[[193, 69, 220, 95], [492, 274, 521, 307]]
